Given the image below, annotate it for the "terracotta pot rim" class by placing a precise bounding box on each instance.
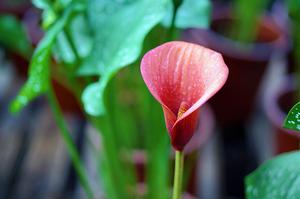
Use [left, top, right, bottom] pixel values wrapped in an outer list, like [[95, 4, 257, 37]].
[[263, 75, 300, 138], [183, 7, 287, 61]]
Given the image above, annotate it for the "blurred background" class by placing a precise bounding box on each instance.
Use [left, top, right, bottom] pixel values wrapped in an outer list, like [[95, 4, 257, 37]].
[[0, 0, 298, 198]]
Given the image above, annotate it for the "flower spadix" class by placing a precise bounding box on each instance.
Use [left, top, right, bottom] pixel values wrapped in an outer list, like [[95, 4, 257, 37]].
[[141, 41, 228, 151]]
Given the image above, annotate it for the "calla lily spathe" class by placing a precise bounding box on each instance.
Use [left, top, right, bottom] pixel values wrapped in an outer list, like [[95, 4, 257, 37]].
[[141, 41, 228, 151]]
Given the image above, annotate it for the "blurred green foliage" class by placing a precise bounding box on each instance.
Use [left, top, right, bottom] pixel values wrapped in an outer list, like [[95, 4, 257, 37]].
[[288, 0, 300, 67], [0, 15, 32, 57], [232, 0, 270, 43], [10, 2, 83, 113]]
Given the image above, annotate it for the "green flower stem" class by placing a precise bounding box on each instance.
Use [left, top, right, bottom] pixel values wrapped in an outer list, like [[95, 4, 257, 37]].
[[172, 150, 184, 199], [47, 85, 93, 199]]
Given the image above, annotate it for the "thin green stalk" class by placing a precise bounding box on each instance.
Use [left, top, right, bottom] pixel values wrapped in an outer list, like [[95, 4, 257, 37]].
[[145, 93, 170, 199], [172, 150, 184, 199], [47, 85, 93, 199], [166, 0, 182, 41]]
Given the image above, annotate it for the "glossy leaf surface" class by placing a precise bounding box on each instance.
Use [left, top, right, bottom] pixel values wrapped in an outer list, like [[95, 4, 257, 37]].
[[82, 80, 107, 116], [283, 101, 300, 132], [80, 0, 170, 116], [176, 0, 211, 28], [10, 4, 77, 113], [68, 14, 92, 59], [246, 151, 300, 199]]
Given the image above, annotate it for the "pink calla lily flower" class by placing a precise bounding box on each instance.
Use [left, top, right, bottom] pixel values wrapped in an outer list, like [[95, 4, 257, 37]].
[[141, 41, 228, 151]]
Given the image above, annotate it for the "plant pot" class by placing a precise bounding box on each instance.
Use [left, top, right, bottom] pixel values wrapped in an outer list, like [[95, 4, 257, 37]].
[[182, 8, 287, 126], [131, 104, 215, 195], [264, 75, 299, 154]]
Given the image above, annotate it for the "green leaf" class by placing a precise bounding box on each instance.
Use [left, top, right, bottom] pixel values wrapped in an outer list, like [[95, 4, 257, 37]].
[[245, 151, 300, 199], [79, 0, 170, 116], [89, 78, 138, 199], [55, 0, 73, 10], [10, 4, 77, 113], [288, 0, 300, 20], [32, 0, 57, 29], [176, 0, 211, 28], [232, 0, 270, 43], [32, 0, 51, 9], [53, 31, 76, 64], [0, 15, 32, 57], [78, 0, 170, 76], [283, 101, 300, 132], [53, 14, 92, 66], [82, 80, 107, 116], [162, 0, 211, 29], [32, 0, 74, 29], [287, 0, 300, 67], [146, 95, 170, 199], [68, 14, 92, 59]]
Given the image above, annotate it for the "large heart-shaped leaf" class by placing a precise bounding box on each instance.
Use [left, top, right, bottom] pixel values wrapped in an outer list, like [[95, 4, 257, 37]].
[[283, 101, 300, 132], [82, 80, 107, 116], [245, 151, 300, 199], [68, 14, 92, 59], [176, 0, 211, 28], [80, 0, 170, 116], [162, 0, 211, 29], [53, 14, 92, 66], [10, 4, 78, 113], [32, 0, 74, 29], [78, 0, 170, 76], [0, 15, 32, 57]]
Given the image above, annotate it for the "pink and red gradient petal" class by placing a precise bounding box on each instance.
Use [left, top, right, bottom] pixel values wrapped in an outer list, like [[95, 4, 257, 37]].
[[141, 41, 228, 151]]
